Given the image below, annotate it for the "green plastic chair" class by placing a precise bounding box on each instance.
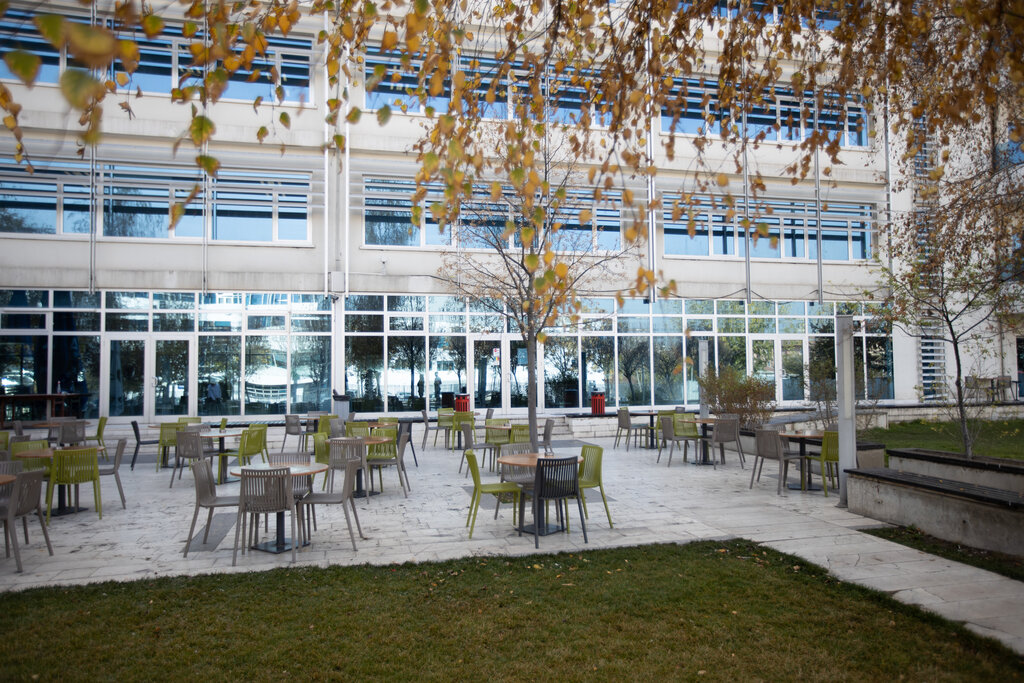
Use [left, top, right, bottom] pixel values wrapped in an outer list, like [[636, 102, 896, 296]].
[[465, 450, 520, 538], [86, 416, 108, 460], [46, 446, 101, 523], [435, 408, 454, 447], [12, 439, 51, 471], [157, 423, 182, 470], [367, 426, 398, 491], [312, 432, 330, 489], [249, 423, 270, 462], [346, 421, 370, 438], [484, 419, 511, 453], [178, 417, 202, 425], [510, 424, 531, 444], [818, 430, 840, 496], [1, 429, 11, 453], [578, 444, 613, 527], [452, 411, 475, 448]]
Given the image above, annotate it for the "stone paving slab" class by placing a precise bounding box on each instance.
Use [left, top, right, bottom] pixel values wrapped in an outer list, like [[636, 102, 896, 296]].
[[1, 430, 1022, 655]]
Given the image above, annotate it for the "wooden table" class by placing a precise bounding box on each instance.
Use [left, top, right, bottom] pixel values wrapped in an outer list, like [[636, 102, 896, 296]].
[[229, 461, 328, 554], [0, 473, 14, 486], [778, 431, 824, 491], [496, 453, 583, 536], [197, 429, 245, 484]]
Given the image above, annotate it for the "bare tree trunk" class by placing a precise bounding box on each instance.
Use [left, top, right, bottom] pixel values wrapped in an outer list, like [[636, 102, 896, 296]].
[[526, 325, 539, 453], [947, 318, 974, 458]]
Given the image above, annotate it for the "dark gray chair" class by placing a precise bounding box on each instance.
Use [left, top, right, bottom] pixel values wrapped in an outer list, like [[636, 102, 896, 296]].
[[98, 439, 128, 509], [2, 470, 53, 572], [751, 428, 803, 495], [130, 420, 159, 471], [519, 455, 587, 549]]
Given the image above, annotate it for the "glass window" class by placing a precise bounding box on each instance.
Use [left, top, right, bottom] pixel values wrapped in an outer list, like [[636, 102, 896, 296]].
[[716, 300, 745, 315], [346, 314, 383, 333], [686, 318, 713, 332], [582, 336, 613, 405], [652, 317, 683, 333], [292, 315, 330, 333], [346, 295, 384, 311], [153, 292, 195, 310], [248, 315, 286, 331], [748, 318, 776, 334], [199, 336, 241, 416], [749, 300, 775, 315], [510, 339, 529, 408], [108, 339, 143, 417], [199, 313, 242, 333], [718, 318, 745, 333], [389, 316, 424, 331], [429, 315, 465, 334], [686, 300, 713, 315], [866, 336, 894, 400], [388, 295, 425, 312], [153, 313, 194, 332], [52, 291, 97, 308], [244, 336, 287, 415], [53, 312, 99, 332], [779, 318, 806, 334], [782, 339, 805, 401], [653, 336, 683, 405], [292, 335, 332, 413], [429, 336, 466, 411], [617, 336, 650, 406], [717, 336, 746, 373], [346, 336, 384, 412], [1, 314, 45, 329], [387, 335, 425, 412], [618, 317, 649, 333], [809, 318, 835, 333], [544, 337, 579, 408], [105, 313, 149, 332], [106, 292, 150, 309], [778, 301, 805, 315]]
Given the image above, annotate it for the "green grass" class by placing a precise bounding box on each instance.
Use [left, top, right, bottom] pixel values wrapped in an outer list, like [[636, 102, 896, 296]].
[[1, 542, 1021, 681], [860, 419, 1024, 461], [863, 526, 1024, 583]]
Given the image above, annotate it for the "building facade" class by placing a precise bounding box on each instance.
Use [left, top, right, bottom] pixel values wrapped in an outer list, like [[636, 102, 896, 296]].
[[0, 2, 1013, 423]]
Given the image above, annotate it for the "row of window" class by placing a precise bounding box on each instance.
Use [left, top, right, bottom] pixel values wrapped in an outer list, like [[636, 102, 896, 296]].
[[364, 51, 869, 147], [0, 10, 311, 103], [363, 176, 875, 261], [0, 161, 311, 241]]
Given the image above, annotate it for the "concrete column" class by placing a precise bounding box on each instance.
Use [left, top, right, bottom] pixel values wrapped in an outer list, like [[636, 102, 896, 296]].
[[836, 315, 857, 506], [698, 339, 710, 419]]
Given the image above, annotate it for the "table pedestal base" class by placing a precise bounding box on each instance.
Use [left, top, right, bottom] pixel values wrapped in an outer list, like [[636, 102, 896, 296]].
[[518, 522, 564, 536]]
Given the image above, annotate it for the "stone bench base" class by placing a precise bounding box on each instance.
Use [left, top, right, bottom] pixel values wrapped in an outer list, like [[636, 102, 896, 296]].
[[847, 468, 1024, 556]]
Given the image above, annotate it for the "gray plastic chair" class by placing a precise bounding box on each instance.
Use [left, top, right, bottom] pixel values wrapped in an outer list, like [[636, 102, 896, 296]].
[[751, 429, 803, 495], [614, 408, 647, 450], [233, 467, 297, 565], [98, 439, 128, 509], [183, 459, 239, 557], [171, 430, 205, 488], [539, 418, 555, 456], [281, 414, 306, 452], [703, 415, 746, 468], [130, 420, 158, 471], [2, 470, 53, 572], [519, 456, 587, 549], [302, 450, 366, 551]]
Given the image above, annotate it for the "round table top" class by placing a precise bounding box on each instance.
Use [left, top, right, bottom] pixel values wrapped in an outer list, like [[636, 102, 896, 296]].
[[778, 430, 825, 439], [196, 429, 245, 439], [330, 435, 391, 445], [629, 410, 659, 416], [12, 447, 54, 460], [230, 461, 327, 478], [0, 473, 16, 485], [496, 453, 582, 467]]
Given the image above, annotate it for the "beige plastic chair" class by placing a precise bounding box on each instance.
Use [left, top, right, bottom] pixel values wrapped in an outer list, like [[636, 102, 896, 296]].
[[281, 414, 306, 452], [59, 420, 88, 447], [267, 453, 314, 544], [2, 470, 53, 572], [170, 430, 206, 488], [614, 408, 647, 451], [702, 415, 746, 468], [233, 467, 297, 565], [302, 448, 366, 551], [751, 428, 803, 495], [98, 439, 128, 509], [183, 459, 240, 558], [459, 423, 496, 476], [539, 418, 555, 456]]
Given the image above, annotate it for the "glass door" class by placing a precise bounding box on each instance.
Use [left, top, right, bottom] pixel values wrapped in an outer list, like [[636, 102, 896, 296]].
[[509, 339, 529, 409], [471, 337, 502, 411], [105, 335, 194, 422], [107, 336, 145, 418], [153, 338, 192, 417], [750, 337, 779, 402], [781, 339, 806, 402]]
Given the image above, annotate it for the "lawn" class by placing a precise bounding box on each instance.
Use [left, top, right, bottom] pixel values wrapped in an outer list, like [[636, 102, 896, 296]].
[[860, 419, 1024, 461], [1, 541, 1020, 681], [863, 526, 1024, 583]]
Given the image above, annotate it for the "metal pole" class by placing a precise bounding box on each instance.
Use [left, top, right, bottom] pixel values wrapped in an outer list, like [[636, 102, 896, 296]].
[[836, 315, 857, 507], [698, 338, 710, 419]]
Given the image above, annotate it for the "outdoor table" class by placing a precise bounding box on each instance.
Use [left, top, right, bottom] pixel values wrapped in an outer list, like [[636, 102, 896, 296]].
[[629, 410, 659, 449], [229, 461, 327, 554], [691, 418, 719, 464], [197, 429, 245, 484], [0, 473, 14, 486], [777, 431, 824, 491], [496, 452, 582, 537]]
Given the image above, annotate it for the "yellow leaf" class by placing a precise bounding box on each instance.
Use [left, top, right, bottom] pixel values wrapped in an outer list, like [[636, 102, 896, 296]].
[[3, 50, 41, 86], [554, 262, 568, 278], [141, 14, 165, 39], [279, 111, 291, 129], [65, 22, 117, 70], [59, 69, 104, 110], [716, 173, 729, 187], [381, 30, 398, 51], [115, 71, 130, 87]]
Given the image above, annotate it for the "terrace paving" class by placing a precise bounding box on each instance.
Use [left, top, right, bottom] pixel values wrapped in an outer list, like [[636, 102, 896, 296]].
[[2, 430, 1022, 655]]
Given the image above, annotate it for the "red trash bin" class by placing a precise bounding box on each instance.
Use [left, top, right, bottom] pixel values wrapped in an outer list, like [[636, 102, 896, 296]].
[[455, 394, 470, 412], [590, 392, 605, 415]]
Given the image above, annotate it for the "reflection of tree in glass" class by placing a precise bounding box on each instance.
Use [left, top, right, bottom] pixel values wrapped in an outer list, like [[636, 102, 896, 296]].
[[346, 337, 382, 410], [617, 337, 650, 404], [652, 338, 683, 404], [0, 206, 51, 234], [582, 337, 614, 398], [292, 335, 331, 411], [103, 186, 166, 238], [544, 337, 578, 407], [388, 335, 424, 410]]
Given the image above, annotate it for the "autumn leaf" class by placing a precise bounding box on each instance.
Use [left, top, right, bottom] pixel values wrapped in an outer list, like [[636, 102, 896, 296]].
[[65, 21, 118, 70], [3, 50, 40, 86], [376, 104, 391, 125], [195, 154, 221, 177], [346, 106, 362, 123], [523, 253, 540, 272], [59, 69, 104, 110], [34, 15, 64, 50], [141, 13, 165, 39], [189, 115, 215, 146], [279, 111, 291, 129]]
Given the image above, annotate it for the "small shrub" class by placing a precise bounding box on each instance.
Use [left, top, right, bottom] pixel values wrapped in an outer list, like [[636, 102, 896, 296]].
[[698, 367, 775, 428]]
